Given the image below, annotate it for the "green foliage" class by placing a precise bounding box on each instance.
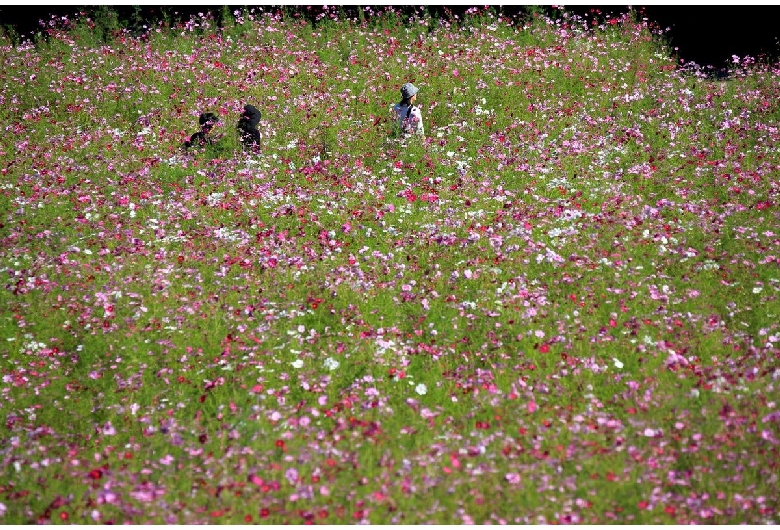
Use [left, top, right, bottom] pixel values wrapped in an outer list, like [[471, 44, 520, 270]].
[[1, 6, 779, 525]]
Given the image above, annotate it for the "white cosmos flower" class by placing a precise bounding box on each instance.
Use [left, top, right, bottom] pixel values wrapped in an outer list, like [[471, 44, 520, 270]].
[[323, 357, 339, 371], [612, 358, 624, 369], [291, 359, 304, 369], [415, 383, 427, 395]]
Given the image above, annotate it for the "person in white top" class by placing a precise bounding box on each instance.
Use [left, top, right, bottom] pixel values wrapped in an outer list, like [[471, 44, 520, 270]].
[[392, 82, 424, 136]]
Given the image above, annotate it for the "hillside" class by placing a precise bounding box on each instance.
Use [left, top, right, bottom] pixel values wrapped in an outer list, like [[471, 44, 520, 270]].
[[1, 7, 779, 524]]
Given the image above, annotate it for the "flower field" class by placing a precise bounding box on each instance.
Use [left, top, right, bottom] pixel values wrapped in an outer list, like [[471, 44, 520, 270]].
[[1, 6, 779, 524]]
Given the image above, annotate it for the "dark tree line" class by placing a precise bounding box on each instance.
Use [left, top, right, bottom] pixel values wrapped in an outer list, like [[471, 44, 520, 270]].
[[1, 5, 778, 69]]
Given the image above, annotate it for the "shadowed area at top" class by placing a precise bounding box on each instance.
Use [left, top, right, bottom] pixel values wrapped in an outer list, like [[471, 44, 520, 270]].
[[0, 4, 778, 69]]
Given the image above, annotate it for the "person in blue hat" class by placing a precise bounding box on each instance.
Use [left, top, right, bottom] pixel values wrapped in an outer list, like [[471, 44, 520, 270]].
[[392, 82, 424, 136]]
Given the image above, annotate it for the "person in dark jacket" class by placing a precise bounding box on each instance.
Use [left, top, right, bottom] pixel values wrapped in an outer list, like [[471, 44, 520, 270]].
[[184, 112, 220, 150], [237, 104, 262, 150]]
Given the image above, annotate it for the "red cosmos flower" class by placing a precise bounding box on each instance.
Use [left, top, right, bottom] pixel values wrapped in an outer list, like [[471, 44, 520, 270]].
[[88, 469, 103, 480], [259, 508, 270, 518]]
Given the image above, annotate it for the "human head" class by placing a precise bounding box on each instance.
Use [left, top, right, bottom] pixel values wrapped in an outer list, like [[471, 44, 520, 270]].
[[199, 112, 219, 131], [401, 82, 419, 101], [240, 104, 262, 128]]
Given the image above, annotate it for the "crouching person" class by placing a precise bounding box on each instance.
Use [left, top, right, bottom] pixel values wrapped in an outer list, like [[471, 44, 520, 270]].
[[237, 104, 262, 151], [184, 112, 221, 150]]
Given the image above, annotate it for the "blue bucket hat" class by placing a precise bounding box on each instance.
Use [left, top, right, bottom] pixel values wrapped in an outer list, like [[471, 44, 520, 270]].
[[401, 82, 419, 99]]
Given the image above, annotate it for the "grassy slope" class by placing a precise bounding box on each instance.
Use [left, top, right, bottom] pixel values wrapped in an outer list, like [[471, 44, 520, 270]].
[[1, 7, 779, 524]]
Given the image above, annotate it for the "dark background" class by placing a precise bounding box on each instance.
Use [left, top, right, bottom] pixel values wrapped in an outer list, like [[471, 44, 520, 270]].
[[571, 5, 780, 69], [1, 5, 778, 70]]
